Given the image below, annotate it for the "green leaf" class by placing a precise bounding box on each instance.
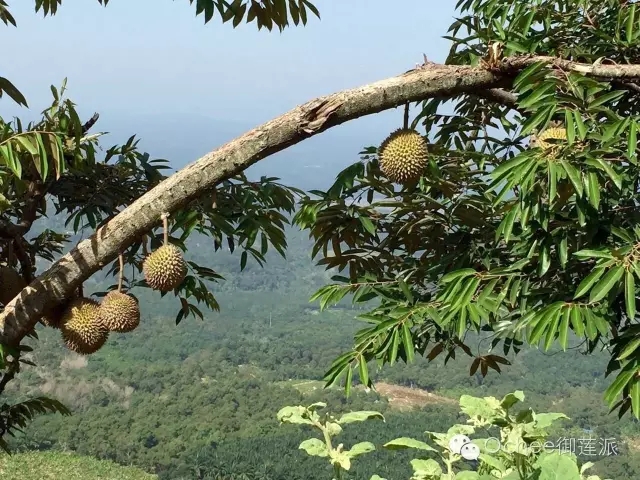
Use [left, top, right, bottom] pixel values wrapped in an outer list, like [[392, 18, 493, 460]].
[[589, 89, 627, 108], [383, 437, 437, 451], [535, 452, 581, 480], [558, 307, 571, 350], [410, 458, 443, 476], [628, 121, 638, 163], [337, 411, 384, 424], [586, 171, 600, 209], [564, 110, 575, 144], [626, 269, 636, 320], [346, 441, 375, 458], [574, 249, 613, 260], [500, 390, 525, 410], [604, 364, 637, 405], [358, 357, 369, 387], [455, 472, 481, 480], [631, 380, 640, 418], [572, 111, 587, 140], [589, 265, 624, 303], [587, 158, 622, 189], [570, 306, 585, 338], [559, 160, 583, 196], [627, 3, 636, 43], [441, 268, 477, 284], [618, 337, 640, 361], [277, 406, 314, 425], [358, 216, 376, 235], [558, 234, 568, 267], [0, 76, 28, 106], [298, 438, 329, 457], [399, 322, 414, 363], [573, 267, 605, 300]]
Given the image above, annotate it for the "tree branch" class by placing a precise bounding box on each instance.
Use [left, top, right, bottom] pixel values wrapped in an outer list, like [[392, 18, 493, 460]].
[[473, 88, 518, 107], [3, 55, 640, 347]]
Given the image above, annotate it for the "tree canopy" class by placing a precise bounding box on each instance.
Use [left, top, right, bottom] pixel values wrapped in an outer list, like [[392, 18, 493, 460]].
[[2, 0, 640, 453]]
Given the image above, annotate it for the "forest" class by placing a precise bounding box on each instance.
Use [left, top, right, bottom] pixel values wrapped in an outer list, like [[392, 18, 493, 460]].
[[3, 226, 639, 480]]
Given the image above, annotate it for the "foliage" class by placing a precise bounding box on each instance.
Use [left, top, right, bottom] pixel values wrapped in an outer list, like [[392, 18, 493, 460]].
[[277, 402, 383, 478], [295, 0, 640, 419], [281, 392, 611, 480]]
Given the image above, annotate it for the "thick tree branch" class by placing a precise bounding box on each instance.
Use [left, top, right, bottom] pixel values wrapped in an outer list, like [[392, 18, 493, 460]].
[[3, 55, 640, 347]]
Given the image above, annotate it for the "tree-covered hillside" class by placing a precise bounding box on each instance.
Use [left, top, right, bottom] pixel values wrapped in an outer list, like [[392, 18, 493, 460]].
[[5, 226, 640, 479]]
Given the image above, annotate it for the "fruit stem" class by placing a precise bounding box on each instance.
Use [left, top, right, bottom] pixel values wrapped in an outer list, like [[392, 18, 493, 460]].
[[161, 212, 169, 246], [78, 283, 84, 298], [117, 253, 124, 292], [403, 102, 410, 129]]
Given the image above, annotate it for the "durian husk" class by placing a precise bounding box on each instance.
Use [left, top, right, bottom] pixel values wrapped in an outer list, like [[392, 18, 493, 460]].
[[378, 128, 429, 184], [98, 290, 140, 333], [531, 127, 567, 154], [60, 297, 109, 355], [142, 244, 187, 292], [0, 266, 27, 306]]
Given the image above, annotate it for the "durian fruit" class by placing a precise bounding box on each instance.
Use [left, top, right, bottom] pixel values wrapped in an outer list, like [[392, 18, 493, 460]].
[[532, 127, 567, 154], [143, 213, 187, 292], [60, 297, 109, 355], [378, 128, 429, 184], [98, 290, 140, 333], [0, 266, 27, 306], [99, 253, 141, 332]]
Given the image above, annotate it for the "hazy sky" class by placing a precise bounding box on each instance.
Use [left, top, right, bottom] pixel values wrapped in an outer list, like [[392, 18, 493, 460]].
[[3, 1, 456, 186]]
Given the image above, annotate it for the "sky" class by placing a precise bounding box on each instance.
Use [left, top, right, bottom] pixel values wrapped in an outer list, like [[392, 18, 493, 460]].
[[3, 0, 456, 188]]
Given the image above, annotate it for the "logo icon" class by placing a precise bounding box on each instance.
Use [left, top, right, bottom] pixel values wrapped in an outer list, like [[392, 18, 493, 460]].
[[448, 434, 480, 460]]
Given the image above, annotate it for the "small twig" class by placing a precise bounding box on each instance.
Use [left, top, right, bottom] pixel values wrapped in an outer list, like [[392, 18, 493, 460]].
[[117, 253, 124, 292], [403, 103, 410, 129], [161, 212, 169, 246]]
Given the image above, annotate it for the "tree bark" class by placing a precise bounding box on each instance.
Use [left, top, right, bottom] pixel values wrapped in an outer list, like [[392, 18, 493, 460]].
[[2, 55, 640, 347]]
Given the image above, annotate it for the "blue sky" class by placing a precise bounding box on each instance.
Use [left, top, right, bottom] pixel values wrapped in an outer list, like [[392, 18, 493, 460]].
[[3, 0, 456, 187]]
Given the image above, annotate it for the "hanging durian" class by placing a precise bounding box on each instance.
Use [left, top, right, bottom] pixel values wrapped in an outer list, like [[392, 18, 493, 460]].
[[60, 296, 109, 355], [378, 104, 428, 184], [98, 253, 140, 332], [530, 124, 567, 155], [143, 212, 187, 292], [378, 128, 429, 184]]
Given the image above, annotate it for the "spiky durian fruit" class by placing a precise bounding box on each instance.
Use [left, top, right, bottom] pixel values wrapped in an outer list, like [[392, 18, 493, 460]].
[[60, 298, 108, 355], [143, 244, 187, 292], [98, 291, 140, 332], [378, 128, 429, 184], [0, 266, 27, 306], [533, 127, 567, 153]]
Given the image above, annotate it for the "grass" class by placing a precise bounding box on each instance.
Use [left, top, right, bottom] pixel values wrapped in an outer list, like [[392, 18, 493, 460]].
[[0, 451, 157, 480]]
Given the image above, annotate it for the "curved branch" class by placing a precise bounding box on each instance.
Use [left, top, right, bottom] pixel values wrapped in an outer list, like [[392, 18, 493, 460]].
[[2, 55, 640, 347]]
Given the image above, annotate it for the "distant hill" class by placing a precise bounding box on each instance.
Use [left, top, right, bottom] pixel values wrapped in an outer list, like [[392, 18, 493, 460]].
[[0, 451, 157, 480]]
